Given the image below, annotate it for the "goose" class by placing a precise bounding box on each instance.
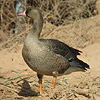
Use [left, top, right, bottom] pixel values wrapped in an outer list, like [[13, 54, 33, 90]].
[[18, 7, 90, 94]]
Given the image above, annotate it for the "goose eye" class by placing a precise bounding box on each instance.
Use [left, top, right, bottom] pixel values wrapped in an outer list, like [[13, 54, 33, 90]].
[[26, 11, 28, 15]]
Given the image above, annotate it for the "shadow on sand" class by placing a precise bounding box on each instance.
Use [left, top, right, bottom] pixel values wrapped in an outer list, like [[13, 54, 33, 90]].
[[18, 79, 39, 97]]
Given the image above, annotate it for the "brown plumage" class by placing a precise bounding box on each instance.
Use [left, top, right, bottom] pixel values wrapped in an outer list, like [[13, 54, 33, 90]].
[[18, 7, 90, 94]]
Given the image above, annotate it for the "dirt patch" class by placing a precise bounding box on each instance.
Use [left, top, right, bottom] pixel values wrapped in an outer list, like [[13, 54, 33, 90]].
[[0, 27, 100, 100], [0, 43, 100, 100]]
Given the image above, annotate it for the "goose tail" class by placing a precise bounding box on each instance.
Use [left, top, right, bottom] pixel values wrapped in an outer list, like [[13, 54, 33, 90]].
[[69, 58, 90, 70]]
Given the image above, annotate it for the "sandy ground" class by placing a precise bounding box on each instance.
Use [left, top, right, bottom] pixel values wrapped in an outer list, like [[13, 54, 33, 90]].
[[0, 43, 100, 100], [0, 15, 100, 100]]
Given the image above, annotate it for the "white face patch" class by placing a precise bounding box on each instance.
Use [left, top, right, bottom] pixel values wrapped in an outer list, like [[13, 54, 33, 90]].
[[23, 10, 26, 15]]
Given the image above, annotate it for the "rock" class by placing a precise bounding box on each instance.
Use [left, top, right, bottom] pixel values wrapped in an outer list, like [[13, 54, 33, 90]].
[[96, 0, 100, 14], [75, 89, 90, 96]]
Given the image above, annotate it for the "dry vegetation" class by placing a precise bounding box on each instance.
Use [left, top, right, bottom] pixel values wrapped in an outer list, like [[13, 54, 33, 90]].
[[0, 0, 97, 48]]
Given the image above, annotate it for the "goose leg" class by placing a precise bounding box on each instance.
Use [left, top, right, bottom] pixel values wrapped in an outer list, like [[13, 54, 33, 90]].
[[37, 73, 43, 94], [53, 77, 57, 89], [52, 71, 58, 89]]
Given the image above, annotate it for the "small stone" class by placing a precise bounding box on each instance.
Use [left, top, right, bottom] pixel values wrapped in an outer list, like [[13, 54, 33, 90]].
[[96, 0, 100, 14], [75, 89, 90, 96]]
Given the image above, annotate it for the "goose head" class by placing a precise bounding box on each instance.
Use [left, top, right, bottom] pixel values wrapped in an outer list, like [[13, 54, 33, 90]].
[[18, 7, 43, 24], [18, 7, 43, 37]]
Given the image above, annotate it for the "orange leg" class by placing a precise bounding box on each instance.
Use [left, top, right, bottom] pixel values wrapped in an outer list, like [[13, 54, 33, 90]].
[[53, 77, 57, 89], [37, 74, 43, 94], [39, 79, 42, 94]]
